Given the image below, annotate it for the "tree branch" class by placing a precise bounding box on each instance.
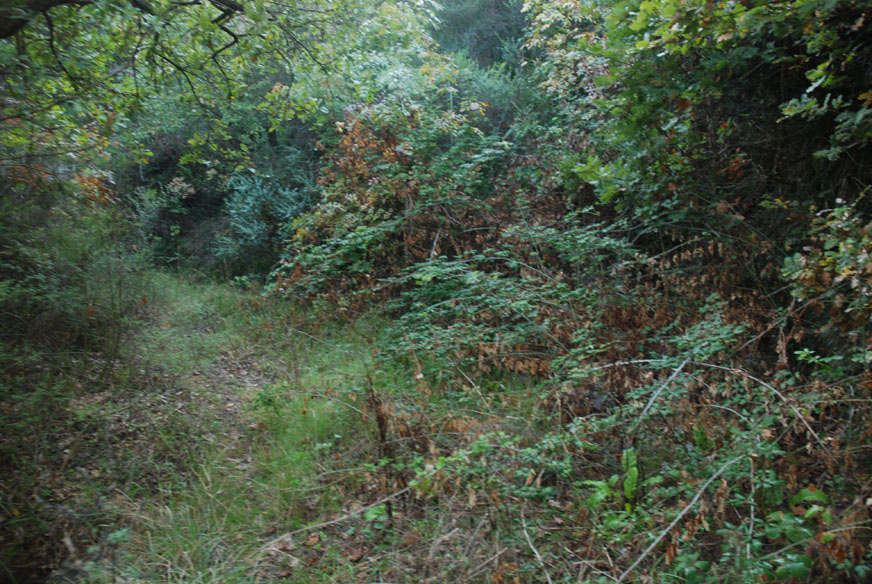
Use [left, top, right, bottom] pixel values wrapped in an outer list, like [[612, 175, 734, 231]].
[[0, 0, 156, 39], [42, 10, 80, 90], [154, 51, 210, 111], [0, 0, 87, 39]]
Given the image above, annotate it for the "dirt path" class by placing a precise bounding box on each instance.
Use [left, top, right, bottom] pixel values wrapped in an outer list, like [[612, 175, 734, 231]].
[[2, 275, 290, 583]]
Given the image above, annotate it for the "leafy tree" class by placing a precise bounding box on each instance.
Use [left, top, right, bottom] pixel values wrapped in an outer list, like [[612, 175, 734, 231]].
[[525, 0, 872, 350], [0, 0, 355, 165]]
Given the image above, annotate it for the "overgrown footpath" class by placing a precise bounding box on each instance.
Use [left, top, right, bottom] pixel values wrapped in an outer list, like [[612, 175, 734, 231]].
[[1, 271, 383, 583], [5, 270, 546, 584]]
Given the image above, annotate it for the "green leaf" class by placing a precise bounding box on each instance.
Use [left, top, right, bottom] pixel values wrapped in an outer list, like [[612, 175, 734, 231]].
[[624, 466, 638, 500], [198, 9, 212, 30], [581, 479, 615, 508], [621, 447, 637, 473], [775, 554, 811, 580], [784, 521, 814, 543], [803, 505, 824, 519], [622, 448, 638, 500], [790, 487, 829, 506], [765, 524, 782, 540]]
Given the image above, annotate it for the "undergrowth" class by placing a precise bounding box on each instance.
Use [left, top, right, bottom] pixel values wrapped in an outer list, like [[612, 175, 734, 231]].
[[3, 1, 872, 582]]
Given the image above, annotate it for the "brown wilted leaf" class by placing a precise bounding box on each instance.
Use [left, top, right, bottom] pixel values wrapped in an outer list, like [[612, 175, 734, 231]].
[[402, 532, 419, 546], [343, 546, 366, 562]]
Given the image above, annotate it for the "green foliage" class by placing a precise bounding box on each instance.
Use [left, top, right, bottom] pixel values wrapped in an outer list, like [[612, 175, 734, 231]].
[[215, 163, 318, 274], [782, 195, 872, 353], [0, 170, 145, 361], [113, 76, 323, 273], [525, 0, 872, 265], [431, 0, 528, 67], [271, 56, 523, 298], [621, 447, 638, 501], [0, 0, 354, 165], [255, 3, 872, 575], [5, 0, 872, 580]]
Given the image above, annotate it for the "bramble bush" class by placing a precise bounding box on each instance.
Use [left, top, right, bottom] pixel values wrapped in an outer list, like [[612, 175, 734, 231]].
[[260, 1, 872, 582]]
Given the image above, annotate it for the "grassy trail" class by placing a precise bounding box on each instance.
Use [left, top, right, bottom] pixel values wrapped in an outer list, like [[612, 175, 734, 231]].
[[10, 267, 865, 584], [2, 272, 380, 583], [100, 272, 383, 584], [6, 269, 550, 584]]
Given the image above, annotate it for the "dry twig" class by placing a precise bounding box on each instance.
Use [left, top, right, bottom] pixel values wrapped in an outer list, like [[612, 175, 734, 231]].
[[616, 455, 744, 583]]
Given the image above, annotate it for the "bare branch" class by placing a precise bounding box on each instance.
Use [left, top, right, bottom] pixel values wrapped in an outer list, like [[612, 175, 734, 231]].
[[521, 508, 555, 584], [154, 51, 209, 111], [42, 11, 80, 90]]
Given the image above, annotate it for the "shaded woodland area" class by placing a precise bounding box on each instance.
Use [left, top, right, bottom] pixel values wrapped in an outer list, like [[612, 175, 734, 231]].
[[2, 0, 872, 582]]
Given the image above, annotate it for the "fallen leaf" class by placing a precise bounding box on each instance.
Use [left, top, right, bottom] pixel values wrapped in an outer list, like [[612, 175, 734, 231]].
[[343, 546, 366, 562]]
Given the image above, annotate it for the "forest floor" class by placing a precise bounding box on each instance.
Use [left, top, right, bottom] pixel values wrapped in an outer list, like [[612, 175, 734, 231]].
[[1, 271, 395, 584], [4, 267, 561, 584]]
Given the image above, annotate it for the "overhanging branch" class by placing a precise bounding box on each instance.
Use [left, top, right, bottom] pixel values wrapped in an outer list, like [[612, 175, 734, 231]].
[[0, 0, 88, 39]]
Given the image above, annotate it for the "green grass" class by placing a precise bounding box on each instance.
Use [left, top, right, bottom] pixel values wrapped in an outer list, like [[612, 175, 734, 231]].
[[4, 268, 562, 584], [75, 271, 384, 583], [132, 271, 249, 373]]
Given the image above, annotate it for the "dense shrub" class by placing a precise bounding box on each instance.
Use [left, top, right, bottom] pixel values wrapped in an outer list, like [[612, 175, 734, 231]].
[[263, 1, 872, 581], [0, 167, 146, 367], [114, 81, 320, 275]]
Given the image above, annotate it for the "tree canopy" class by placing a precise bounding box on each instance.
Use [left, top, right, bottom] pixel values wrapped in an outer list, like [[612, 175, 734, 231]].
[[0, 0, 386, 164]]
